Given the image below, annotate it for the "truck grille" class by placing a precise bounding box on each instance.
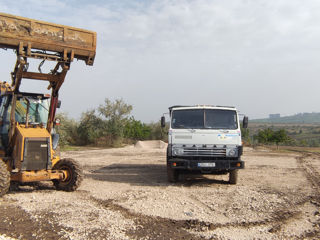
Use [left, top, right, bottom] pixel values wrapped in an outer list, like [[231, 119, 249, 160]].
[[183, 147, 226, 157], [22, 138, 50, 171]]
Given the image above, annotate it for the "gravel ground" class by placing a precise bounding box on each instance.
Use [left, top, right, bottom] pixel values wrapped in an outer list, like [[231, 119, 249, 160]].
[[0, 144, 319, 239]]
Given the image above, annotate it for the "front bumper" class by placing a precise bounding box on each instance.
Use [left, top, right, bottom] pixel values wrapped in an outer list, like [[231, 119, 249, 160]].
[[10, 170, 67, 182], [168, 158, 244, 171]]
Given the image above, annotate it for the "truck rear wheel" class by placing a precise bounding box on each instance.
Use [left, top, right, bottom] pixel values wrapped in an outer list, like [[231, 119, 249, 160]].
[[0, 160, 10, 197], [167, 163, 179, 183], [52, 158, 83, 191], [229, 170, 238, 184]]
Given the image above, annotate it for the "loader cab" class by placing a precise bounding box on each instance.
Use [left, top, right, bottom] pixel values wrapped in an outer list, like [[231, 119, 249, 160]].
[[0, 92, 50, 150]]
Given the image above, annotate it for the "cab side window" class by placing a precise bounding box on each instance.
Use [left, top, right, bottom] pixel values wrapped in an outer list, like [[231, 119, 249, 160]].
[[0, 96, 11, 149]]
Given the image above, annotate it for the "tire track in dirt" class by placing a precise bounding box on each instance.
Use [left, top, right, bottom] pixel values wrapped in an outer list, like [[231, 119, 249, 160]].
[[0, 199, 68, 240], [2, 180, 315, 240], [183, 209, 301, 233], [89, 196, 202, 240], [1, 187, 113, 240], [189, 194, 216, 213], [89, 194, 309, 239], [296, 153, 320, 194], [295, 153, 320, 239]]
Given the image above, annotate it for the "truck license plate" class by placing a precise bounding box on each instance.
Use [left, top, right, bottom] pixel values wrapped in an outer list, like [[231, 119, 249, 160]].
[[198, 162, 215, 167]]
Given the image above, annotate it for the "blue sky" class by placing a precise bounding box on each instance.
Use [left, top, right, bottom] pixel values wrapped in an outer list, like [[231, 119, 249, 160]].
[[1, 0, 320, 122]]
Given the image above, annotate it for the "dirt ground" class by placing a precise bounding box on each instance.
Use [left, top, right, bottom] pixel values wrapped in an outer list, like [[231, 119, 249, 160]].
[[0, 142, 319, 240]]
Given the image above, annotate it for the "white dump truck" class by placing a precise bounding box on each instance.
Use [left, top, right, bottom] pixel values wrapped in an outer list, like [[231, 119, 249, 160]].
[[161, 105, 248, 184]]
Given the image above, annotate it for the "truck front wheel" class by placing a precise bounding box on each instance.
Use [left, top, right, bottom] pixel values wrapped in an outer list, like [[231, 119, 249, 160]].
[[167, 163, 179, 183], [229, 170, 238, 184]]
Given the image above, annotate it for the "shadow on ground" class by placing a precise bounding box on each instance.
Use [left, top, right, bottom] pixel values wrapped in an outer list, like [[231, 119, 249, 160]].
[[8, 182, 56, 195], [85, 164, 230, 187]]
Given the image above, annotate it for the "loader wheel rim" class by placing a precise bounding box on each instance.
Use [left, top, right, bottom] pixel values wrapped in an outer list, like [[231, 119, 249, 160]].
[[60, 165, 73, 184]]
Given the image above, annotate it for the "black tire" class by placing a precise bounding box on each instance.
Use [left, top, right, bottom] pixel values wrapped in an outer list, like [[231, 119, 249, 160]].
[[229, 170, 238, 184], [52, 158, 83, 191], [167, 163, 179, 183], [0, 160, 10, 197], [9, 181, 20, 191]]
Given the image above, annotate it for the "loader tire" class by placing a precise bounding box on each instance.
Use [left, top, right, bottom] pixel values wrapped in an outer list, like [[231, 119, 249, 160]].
[[229, 170, 238, 184], [52, 158, 83, 192], [0, 160, 10, 197]]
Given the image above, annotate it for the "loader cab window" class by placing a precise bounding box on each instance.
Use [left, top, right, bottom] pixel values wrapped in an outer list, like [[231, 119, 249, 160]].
[[15, 96, 49, 125]]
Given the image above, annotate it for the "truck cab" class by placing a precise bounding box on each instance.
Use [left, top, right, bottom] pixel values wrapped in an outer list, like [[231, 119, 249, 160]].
[[162, 105, 248, 184]]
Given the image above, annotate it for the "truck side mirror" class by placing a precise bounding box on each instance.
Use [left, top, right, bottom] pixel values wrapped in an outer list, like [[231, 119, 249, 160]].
[[243, 116, 248, 129], [161, 116, 166, 128]]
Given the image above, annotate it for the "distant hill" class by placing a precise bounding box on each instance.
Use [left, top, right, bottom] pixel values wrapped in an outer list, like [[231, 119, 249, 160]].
[[251, 112, 320, 124]]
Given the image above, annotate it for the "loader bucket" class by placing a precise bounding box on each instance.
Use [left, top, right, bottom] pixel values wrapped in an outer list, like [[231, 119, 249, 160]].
[[0, 12, 96, 65]]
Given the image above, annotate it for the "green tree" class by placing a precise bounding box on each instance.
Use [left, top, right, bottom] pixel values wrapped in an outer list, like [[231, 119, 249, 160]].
[[272, 129, 289, 147], [55, 113, 79, 146], [255, 128, 290, 148], [299, 139, 308, 147], [147, 121, 168, 141], [77, 110, 105, 145], [98, 98, 133, 145], [124, 117, 151, 140], [255, 128, 274, 144]]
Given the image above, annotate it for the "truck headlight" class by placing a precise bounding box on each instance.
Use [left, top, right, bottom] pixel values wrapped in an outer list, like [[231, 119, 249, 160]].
[[227, 149, 237, 157], [173, 148, 184, 156]]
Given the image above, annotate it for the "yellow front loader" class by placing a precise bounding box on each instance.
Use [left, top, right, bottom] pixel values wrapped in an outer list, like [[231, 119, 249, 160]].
[[0, 13, 96, 196]]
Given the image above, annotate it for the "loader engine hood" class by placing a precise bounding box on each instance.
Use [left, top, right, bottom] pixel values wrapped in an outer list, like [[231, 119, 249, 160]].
[[12, 122, 52, 171]]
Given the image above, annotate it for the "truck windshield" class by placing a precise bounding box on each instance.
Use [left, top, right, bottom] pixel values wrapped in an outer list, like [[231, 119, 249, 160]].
[[171, 109, 238, 129], [15, 97, 49, 125]]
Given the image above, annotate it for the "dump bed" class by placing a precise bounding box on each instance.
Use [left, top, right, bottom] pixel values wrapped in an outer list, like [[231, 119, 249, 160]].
[[0, 13, 96, 65]]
